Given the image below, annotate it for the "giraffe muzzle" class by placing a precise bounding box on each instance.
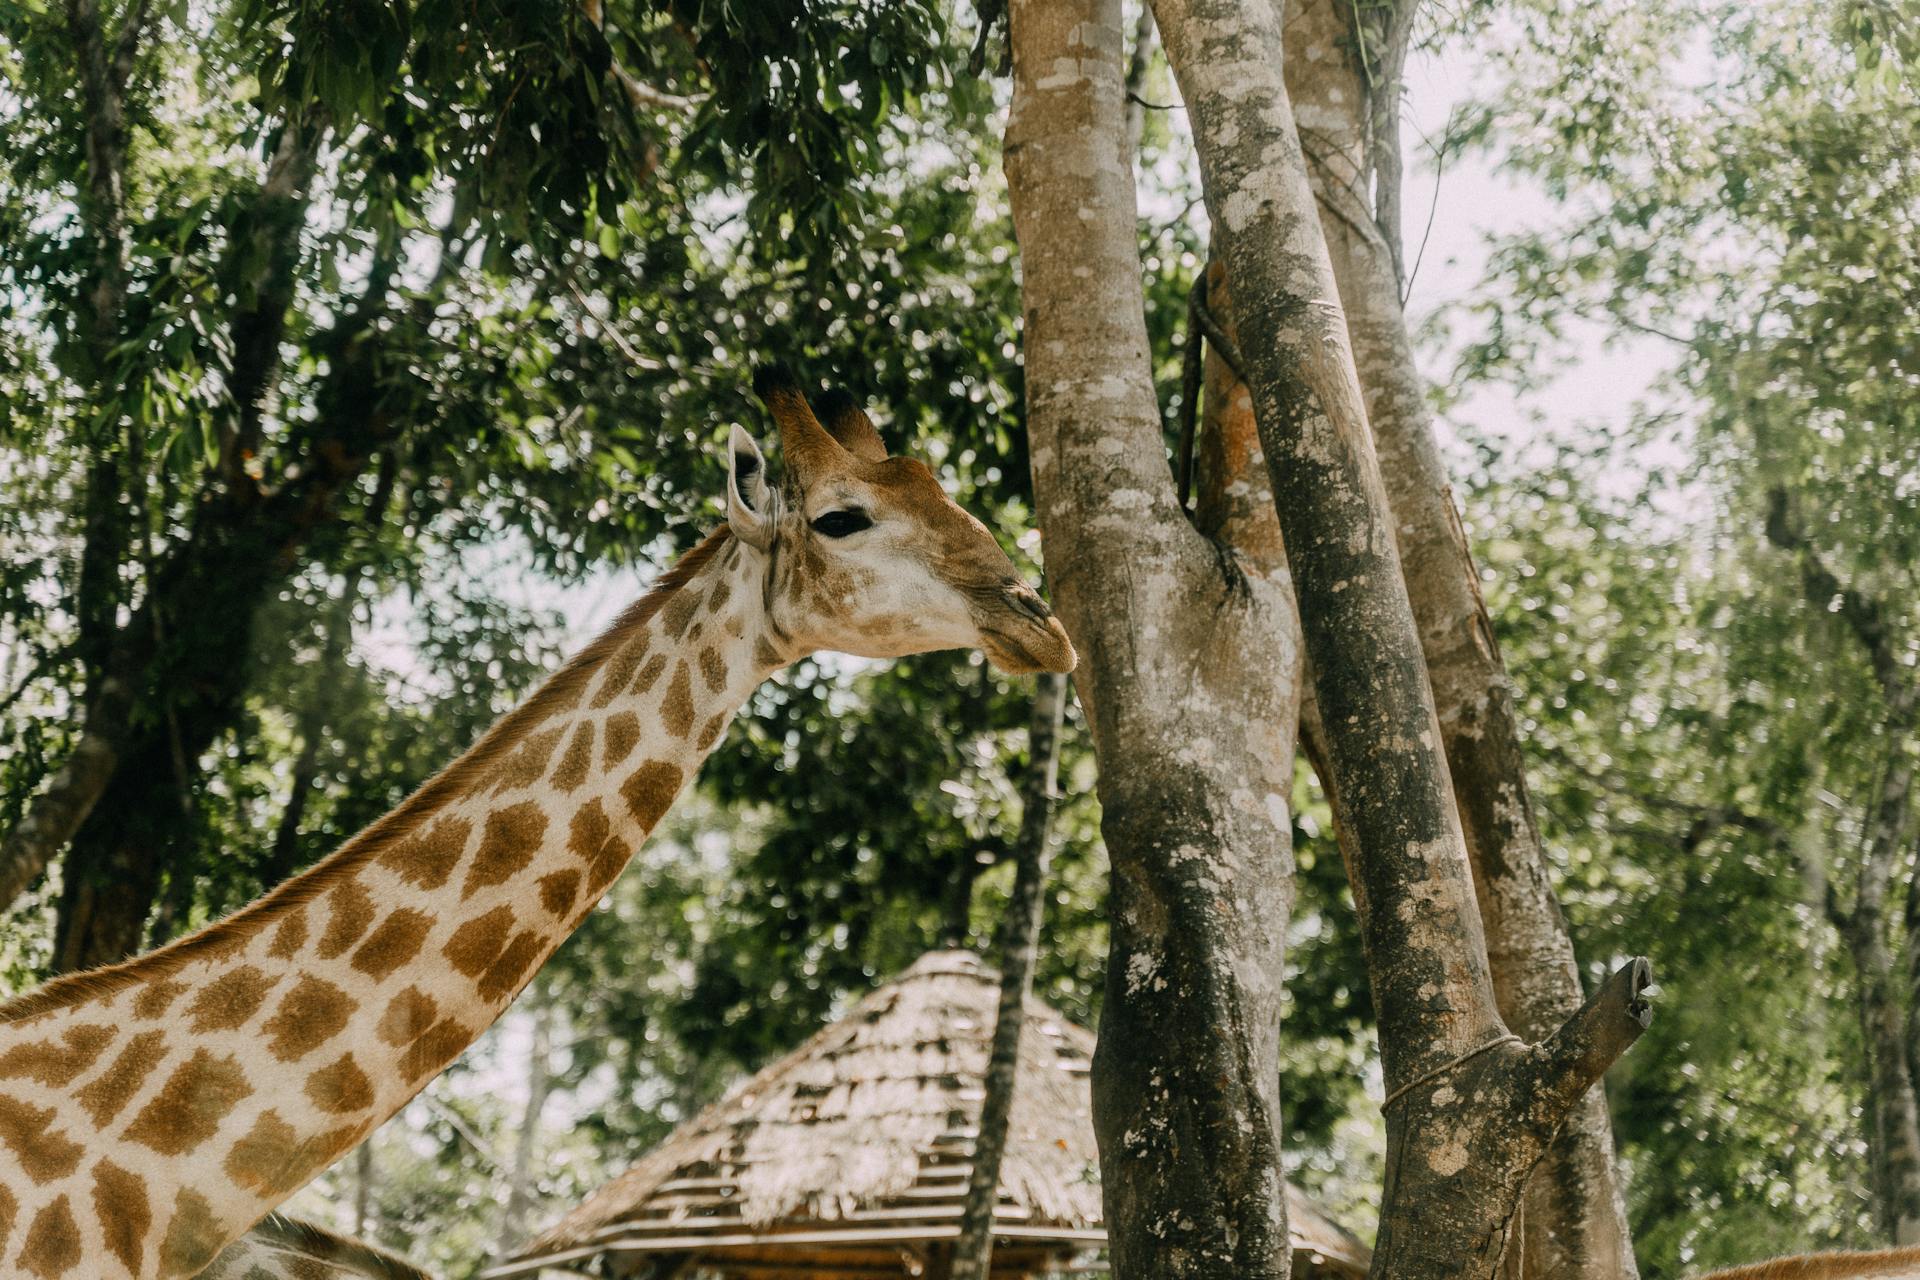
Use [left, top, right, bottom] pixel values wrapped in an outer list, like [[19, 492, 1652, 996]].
[[976, 581, 1076, 674]]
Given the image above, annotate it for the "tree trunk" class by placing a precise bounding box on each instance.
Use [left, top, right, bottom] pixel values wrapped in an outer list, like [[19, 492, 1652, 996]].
[[1147, 2, 1653, 1274], [1281, 2, 1639, 1272], [495, 993, 556, 1261], [1768, 492, 1920, 1243], [353, 1139, 376, 1238], [1005, 2, 1305, 1274], [952, 672, 1067, 1280]]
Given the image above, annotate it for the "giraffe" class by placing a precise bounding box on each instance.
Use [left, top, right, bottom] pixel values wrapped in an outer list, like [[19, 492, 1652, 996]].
[[0, 365, 1076, 1280], [1694, 1248, 1920, 1279], [199, 1215, 434, 1280]]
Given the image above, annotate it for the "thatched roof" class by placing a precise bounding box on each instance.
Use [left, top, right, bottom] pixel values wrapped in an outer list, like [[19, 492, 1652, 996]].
[[488, 951, 1370, 1279]]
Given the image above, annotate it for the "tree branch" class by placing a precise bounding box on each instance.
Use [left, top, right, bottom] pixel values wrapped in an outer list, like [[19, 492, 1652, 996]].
[[1528, 957, 1655, 1122], [1765, 487, 1908, 703]]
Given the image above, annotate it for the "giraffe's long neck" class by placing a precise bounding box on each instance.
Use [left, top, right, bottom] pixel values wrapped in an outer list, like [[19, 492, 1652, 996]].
[[0, 530, 780, 1280]]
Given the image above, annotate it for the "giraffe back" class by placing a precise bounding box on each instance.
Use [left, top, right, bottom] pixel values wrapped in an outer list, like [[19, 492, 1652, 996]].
[[200, 1216, 434, 1280]]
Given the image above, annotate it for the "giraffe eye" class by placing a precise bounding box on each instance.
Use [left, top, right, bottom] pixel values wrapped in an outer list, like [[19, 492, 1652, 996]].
[[810, 509, 873, 539]]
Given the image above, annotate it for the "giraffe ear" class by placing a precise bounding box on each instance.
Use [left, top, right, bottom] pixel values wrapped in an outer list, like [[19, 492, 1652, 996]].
[[726, 424, 776, 551], [814, 388, 889, 461]]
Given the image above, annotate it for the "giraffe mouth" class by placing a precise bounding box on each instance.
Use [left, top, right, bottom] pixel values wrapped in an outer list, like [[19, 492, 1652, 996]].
[[978, 619, 1076, 675], [968, 582, 1076, 674]]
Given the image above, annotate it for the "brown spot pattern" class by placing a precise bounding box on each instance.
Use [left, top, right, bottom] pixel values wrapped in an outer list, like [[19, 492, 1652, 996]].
[[602, 711, 640, 767], [316, 879, 376, 959], [697, 712, 729, 751], [376, 988, 438, 1048], [476, 930, 546, 1004], [226, 1116, 364, 1210], [491, 725, 566, 792], [224, 1109, 299, 1198], [444, 904, 516, 977], [186, 965, 280, 1033], [266, 906, 309, 959], [123, 1049, 252, 1156], [551, 722, 595, 792], [157, 1189, 222, 1279], [378, 815, 472, 892], [565, 800, 632, 895], [631, 653, 669, 695], [262, 976, 357, 1062], [708, 576, 733, 610], [0, 1094, 82, 1182], [134, 980, 189, 1020], [661, 663, 694, 737], [699, 645, 728, 692], [660, 590, 700, 637], [398, 1018, 474, 1083], [462, 800, 548, 899], [590, 638, 651, 710], [93, 1158, 149, 1275], [538, 870, 581, 918], [305, 1053, 374, 1113], [0, 1023, 113, 1087], [350, 908, 433, 981], [622, 760, 684, 833], [0, 1184, 14, 1255], [18, 1195, 79, 1278], [75, 1029, 168, 1127], [754, 635, 785, 669]]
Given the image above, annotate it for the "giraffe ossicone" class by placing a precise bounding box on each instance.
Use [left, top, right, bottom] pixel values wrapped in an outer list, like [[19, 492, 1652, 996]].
[[0, 367, 1074, 1279]]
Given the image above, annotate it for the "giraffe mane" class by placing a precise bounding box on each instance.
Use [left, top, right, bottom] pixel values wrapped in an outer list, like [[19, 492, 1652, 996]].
[[1695, 1248, 1920, 1280], [0, 527, 736, 1026], [246, 1213, 437, 1280]]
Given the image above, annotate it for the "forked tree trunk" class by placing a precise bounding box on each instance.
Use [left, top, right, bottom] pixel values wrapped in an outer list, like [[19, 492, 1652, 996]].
[[1281, 2, 1639, 1272], [1148, 1, 1653, 1274], [1005, 1, 1306, 1273], [952, 672, 1068, 1280]]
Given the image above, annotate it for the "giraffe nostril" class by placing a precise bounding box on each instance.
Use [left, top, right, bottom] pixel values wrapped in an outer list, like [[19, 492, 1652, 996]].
[[1005, 584, 1054, 625]]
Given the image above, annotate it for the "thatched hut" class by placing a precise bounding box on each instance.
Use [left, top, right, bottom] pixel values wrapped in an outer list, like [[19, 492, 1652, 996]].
[[485, 951, 1370, 1280]]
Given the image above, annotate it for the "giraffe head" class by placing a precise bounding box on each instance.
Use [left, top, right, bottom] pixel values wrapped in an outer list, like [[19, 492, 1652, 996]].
[[725, 366, 1076, 675]]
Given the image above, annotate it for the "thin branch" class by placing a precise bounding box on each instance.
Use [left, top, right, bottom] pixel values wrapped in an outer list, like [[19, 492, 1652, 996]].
[[108, 0, 157, 88], [422, 1095, 506, 1173], [1530, 957, 1656, 1120], [580, 0, 707, 112], [1766, 487, 1911, 704], [1176, 275, 1205, 511], [1400, 107, 1455, 306], [607, 64, 708, 113], [0, 641, 78, 717], [1191, 294, 1245, 381]]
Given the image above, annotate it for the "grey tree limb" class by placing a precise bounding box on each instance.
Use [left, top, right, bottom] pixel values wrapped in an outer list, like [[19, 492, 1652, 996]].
[[1004, 2, 1305, 1272], [1149, 0, 1652, 1273], [951, 672, 1067, 1280]]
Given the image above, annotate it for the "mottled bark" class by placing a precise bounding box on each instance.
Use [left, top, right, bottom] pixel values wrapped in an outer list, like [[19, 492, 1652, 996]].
[[1768, 492, 1920, 1243], [1149, 1, 1652, 1275], [952, 672, 1067, 1280], [1005, 2, 1305, 1274], [1283, 2, 1639, 1273]]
